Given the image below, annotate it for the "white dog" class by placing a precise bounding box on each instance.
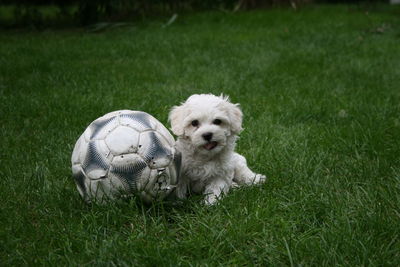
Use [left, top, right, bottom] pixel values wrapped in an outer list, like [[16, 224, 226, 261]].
[[169, 94, 266, 205]]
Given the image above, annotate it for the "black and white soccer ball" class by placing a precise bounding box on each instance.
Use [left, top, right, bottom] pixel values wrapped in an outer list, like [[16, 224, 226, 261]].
[[71, 110, 181, 203]]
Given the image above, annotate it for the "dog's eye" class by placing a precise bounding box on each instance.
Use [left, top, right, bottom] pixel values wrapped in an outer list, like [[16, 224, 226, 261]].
[[213, 119, 222, 125], [191, 120, 199, 127]]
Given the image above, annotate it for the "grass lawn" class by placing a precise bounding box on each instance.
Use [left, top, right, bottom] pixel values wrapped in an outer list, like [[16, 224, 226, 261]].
[[1, 4, 400, 266]]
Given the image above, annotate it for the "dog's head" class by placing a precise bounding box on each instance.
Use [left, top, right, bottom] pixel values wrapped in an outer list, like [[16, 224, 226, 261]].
[[169, 94, 243, 155]]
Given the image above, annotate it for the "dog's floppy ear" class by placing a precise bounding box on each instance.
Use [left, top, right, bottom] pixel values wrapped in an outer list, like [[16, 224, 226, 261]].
[[219, 95, 243, 135], [227, 102, 243, 134], [168, 104, 186, 136]]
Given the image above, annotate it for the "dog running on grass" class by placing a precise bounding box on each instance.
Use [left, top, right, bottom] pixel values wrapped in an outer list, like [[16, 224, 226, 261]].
[[169, 94, 266, 205]]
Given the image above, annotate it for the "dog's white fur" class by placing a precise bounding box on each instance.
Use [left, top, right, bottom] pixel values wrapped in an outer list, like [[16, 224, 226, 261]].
[[169, 94, 266, 205]]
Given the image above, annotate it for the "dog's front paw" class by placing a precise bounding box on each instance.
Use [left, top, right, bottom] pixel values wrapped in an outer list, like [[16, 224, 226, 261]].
[[253, 174, 267, 184], [204, 194, 218, 206], [231, 181, 240, 189]]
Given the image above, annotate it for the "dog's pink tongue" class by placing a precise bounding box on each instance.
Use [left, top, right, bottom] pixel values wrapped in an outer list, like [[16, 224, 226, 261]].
[[204, 141, 218, 150]]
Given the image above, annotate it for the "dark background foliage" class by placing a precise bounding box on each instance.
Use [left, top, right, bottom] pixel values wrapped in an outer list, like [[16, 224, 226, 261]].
[[0, 0, 386, 27]]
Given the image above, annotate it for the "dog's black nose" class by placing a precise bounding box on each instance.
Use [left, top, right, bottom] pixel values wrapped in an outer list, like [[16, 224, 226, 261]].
[[202, 132, 213, 141]]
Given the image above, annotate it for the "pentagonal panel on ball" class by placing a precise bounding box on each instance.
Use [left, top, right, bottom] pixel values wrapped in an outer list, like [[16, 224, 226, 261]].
[[119, 111, 157, 132], [105, 126, 140, 155], [154, 121, 176, 147], [88, 115, 119, 141], [86, 179, 108, 202], [97, 176, 126, 200], [71, 134, 88, 165], [135, 165, 151, 193], [81, 139, 111, 180], [109, 153, 148, 193], [138, 131, 173, 169], [72, 164, 87, 198]]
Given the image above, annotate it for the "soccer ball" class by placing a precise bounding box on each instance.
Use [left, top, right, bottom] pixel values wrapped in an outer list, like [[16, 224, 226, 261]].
[[71, 110, 181, 203]]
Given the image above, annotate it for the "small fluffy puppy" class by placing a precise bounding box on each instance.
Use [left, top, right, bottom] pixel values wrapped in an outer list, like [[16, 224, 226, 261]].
[[169, 94, 266, 205]]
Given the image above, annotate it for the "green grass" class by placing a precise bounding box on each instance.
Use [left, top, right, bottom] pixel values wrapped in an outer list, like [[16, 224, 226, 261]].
[[1, 4, 400, 266]]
